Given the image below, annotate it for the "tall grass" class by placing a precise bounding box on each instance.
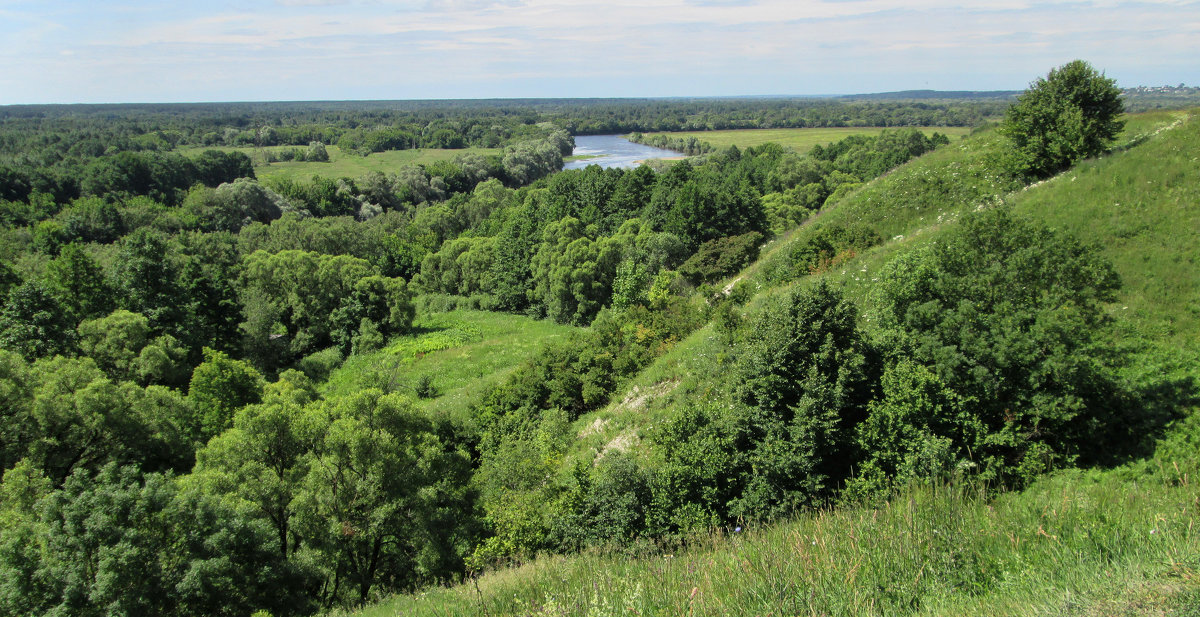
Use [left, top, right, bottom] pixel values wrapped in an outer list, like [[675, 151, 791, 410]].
[[321, 310, 576, 424], [340, 451, 1199, 616]]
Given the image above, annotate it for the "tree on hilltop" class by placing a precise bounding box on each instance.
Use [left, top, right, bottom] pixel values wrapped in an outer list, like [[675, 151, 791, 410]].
[[1002, 60, 1125, 178]]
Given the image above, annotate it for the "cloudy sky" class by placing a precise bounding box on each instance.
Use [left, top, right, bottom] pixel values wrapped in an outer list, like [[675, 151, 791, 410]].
[[1, 0, 1197, 104]]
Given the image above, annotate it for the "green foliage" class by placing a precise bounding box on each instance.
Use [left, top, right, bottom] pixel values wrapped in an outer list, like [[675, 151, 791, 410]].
[[414, 373, 437, 399], [529, 217, 630, 325], [56, 196, 127, 245], [295, 389, 476, 603], [193, 148, 256, 186], [810, 127, 949, 180], [133, 333, 192, 387], [0, 281, 76, 360], [110, 227, 185, 332], [189, 372, 318, 559], [867, 207, 1125, 488], [0, 464, 312, 617], [188, 348, 265, 442], [240, 250, 413, 366], [1001, 60, 1125, 179], [183, 178, 294, 232], [0, 262, 19, 300], [77, 309, 152, 381], [0, 350, 34, 472], [4, 92, 1195, 617], [645, 159, 767, 251], [45, 243, 113, 321], [779, 223, 881, 281], [8, 355, 190, 483], [678, 231, 764, 285], [551, 453, 652, 551], [732, 280, 879, 516], [296, 346, 344, 383]]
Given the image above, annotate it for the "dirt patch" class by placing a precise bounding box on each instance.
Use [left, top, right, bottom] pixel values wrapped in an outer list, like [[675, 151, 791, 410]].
[[578, 417, 609, 439], [599, 430, 637, 459], [614, 379, 680, 415]]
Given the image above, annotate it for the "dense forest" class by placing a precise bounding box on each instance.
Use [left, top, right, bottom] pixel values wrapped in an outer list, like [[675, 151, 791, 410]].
[[0, 69, 1194, 616]]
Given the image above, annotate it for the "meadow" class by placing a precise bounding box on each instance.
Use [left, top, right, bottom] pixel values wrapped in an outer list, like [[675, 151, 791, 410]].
[[636, 126, 973, 152], [340, 454, 1200, 617], [179, 144, 500, 181], [321, 309, 578, 423]]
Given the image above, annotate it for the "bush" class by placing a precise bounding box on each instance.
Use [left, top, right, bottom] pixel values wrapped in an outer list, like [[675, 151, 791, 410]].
[[678, 231, 764, 285], [867, 207, 1125, 488], [733, 280, 879, 516]]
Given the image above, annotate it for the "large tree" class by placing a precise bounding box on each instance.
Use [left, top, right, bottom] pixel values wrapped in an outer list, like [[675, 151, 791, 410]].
[[1001, 60, 1125, 178]]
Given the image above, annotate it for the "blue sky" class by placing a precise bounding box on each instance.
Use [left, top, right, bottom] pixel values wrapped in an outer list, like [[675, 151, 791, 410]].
[[1, 0, 1197, 104]]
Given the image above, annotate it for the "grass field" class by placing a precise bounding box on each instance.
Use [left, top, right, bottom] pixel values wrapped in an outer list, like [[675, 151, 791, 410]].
[[321, 309, 577, 424], [637, 126, 974, 152], [178, 144, 500, 182]]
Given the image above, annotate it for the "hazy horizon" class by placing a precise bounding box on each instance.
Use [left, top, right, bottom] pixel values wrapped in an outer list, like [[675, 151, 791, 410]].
[[2, 0, 1197, 105]]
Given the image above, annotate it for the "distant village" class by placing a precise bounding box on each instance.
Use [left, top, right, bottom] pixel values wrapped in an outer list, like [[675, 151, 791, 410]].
[[1119, 84, 1199, 111], [1124, 84, 1198, 94]]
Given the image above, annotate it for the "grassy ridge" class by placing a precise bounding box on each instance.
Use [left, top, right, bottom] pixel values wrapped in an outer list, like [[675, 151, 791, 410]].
[[637, 126, 973, 152], [179, 144, 500, 181], [1009, 111, 1199, 351]]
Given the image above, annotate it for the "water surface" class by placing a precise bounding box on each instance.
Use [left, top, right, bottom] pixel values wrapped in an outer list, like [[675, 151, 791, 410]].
[[564, 135, 682, 170]]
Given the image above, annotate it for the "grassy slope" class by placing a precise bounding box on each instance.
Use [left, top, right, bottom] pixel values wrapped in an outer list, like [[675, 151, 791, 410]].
[[342, 467, 1199, 617], [343, 110, 1200, 616], [178, 144, 500, 182], [1008, 111, 1199, 353], [638, 126, 973, 152]]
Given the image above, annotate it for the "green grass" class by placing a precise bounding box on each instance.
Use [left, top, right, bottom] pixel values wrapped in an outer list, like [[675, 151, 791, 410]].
[[339, 451, 1200, 617], [178, 144, 500, 182], [1008, 110, 1200, 352], [637, 126, 973, 152], [321, 310, 577, 423]]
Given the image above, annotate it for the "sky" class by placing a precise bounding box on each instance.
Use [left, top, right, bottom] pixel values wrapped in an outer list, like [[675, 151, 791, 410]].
[[0, 0, 1197, 104]]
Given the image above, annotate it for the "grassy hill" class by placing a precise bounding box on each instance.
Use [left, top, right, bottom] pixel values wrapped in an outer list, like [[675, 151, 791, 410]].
[[337, 109, 1200, 616]]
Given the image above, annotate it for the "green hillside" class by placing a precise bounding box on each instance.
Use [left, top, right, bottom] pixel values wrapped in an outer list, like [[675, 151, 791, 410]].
[[342, 109, 1200, 617]]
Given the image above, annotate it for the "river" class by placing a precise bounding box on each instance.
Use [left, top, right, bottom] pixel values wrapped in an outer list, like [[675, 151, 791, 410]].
[[563, 135, 683, 170]]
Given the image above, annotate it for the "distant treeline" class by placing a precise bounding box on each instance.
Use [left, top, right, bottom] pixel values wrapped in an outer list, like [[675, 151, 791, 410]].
[[0, 97, 1003, 157]]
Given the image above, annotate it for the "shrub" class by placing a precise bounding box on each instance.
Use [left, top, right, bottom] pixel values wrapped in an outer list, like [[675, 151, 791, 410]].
[[678, 231, 764, 285], [867, 207, 1124, 487]]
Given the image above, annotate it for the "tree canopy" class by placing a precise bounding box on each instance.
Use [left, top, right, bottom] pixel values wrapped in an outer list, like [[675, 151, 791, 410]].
[[1001, 60, 1125, 178]]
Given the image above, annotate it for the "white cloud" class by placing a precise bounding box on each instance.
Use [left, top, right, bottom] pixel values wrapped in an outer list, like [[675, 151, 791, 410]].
[[2, 0, 1198, 102]]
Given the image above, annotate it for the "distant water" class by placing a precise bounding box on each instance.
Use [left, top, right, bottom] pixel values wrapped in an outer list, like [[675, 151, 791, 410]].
[[563, 135, 682, 170]]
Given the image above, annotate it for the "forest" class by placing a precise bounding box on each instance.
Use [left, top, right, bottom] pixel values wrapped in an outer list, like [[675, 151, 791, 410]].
[[0, 65, 1196, 616]]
